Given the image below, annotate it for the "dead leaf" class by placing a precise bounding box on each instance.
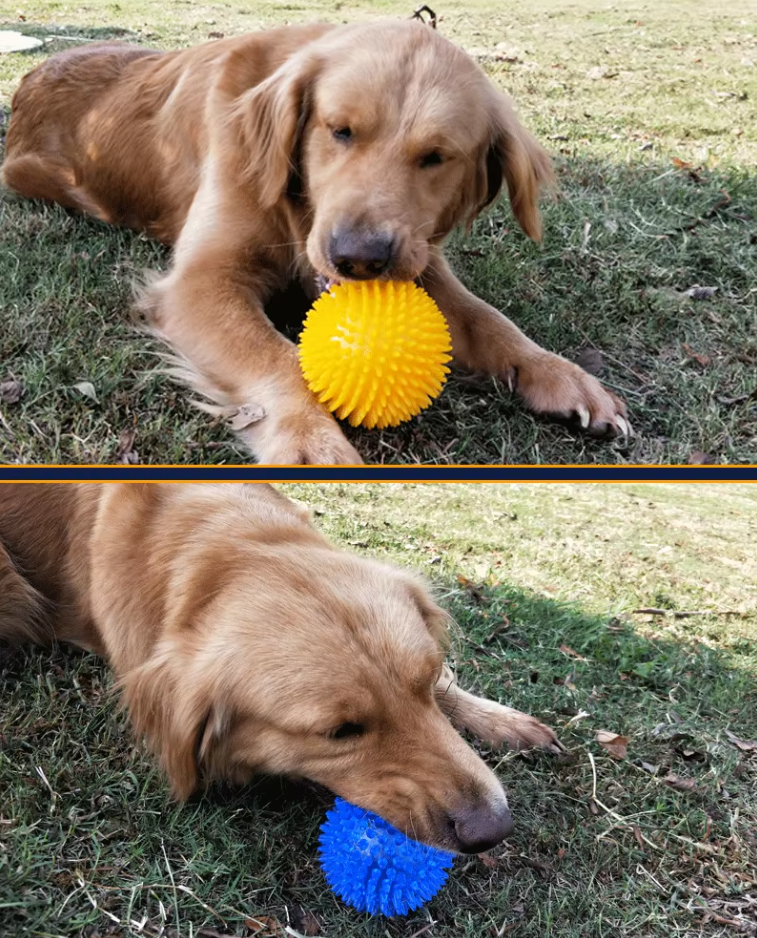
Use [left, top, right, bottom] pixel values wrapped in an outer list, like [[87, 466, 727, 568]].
[[229, 403, 266, 431], [483, 617, 511, 644], [289, 908, 321, 937], [559, 644, 588, 661], [73, 380, 98, 403], [684, 285, 718, 301], [565, 709, 591, 726], [479, 853, 500, 869], [197, 930, 230, 938], [725, 730, 757, 752], [519, 855, 552, 876], [672, 157, 693, 170], [574, 348, 604, 375], [245, 916, 282, 936], [0, 377, 23, 404], [457, 574, 487, 604], [493, 41, 521, 62], [663, 772, 697, 792], [596, 730, 629, 759], [687, 450, 712, 465], [116, 427, 139, 465], [676, 745, 707, 763], [586, 66, 618, 79], [682, 343, 711, 367]]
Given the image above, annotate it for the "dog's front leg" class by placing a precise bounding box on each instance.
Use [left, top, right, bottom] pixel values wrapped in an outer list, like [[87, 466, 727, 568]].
[[420, 252, 629, 437], [435, 665, 562, 753], [141, 248, 362, 466], [0, 543, 50, 644]]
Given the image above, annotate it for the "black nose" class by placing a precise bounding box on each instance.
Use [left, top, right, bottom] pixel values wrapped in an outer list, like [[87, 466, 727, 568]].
[[329, 229, 394, 280], [453, 801, 514, 854]]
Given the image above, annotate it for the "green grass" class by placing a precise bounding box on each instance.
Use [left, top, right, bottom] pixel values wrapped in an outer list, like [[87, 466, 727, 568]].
[[2, 482, 757, 937], [0, 0, 756, 464]]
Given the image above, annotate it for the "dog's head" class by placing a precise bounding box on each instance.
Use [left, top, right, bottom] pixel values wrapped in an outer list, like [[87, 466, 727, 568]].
[[118, 490, 513, 853], [236, 19, 553, 283]]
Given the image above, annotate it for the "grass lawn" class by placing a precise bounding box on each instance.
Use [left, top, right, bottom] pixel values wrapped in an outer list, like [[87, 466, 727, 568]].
[[1, 482, 757, 937], [0, 0, 756, 464]]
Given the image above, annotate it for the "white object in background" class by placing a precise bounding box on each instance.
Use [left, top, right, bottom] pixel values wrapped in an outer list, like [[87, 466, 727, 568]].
[[0, 30, 44, 53]]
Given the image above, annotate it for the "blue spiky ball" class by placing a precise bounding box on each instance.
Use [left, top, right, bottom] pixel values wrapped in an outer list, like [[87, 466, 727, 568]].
[[318, 798, 455, 916]]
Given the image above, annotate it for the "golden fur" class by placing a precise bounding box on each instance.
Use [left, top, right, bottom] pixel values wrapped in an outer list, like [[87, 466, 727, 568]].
[[0, 482, 560, 852], [2, 20, 628, 463]]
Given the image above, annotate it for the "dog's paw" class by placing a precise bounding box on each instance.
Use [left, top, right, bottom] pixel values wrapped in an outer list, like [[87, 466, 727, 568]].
[[496, 712, 563, 754], [264, 433, 363, 466], [473, 703, 563, 754], [512, 353, 630, 438], [247, 412, 363, 466]]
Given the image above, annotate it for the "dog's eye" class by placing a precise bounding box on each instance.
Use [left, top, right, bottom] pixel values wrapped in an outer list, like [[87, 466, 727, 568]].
[[331, 721, 365, 739], [420, 150, 444, 168], [332, 127, 352, 142]]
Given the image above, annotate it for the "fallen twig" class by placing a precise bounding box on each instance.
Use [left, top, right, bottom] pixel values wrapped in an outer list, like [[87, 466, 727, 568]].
[[44, 34, 102, 42], [718, 387, 757, 407], [588, 752, 663, 852], [691, 903, 756, 933], [632, 608, 755, 619]]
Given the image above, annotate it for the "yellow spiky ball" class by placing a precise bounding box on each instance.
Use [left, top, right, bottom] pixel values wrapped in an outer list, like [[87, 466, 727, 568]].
[[298, 280, 452, 429]]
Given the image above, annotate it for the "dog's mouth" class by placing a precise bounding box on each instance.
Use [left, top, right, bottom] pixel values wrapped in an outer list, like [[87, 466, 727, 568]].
[[314, 273, 339, 294], [314, 273, 417, 293]]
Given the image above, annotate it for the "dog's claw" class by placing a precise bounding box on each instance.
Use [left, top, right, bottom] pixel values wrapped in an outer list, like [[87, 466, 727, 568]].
[[577, 406, 591, 429], [504, 367, 518, 394]]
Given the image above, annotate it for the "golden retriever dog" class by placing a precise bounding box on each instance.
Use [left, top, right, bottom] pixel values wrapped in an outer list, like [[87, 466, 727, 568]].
[[1, 20, 629, 464], [0, 482, 560, 852]]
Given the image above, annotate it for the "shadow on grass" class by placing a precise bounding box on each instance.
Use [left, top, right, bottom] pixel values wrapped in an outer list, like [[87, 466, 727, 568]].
[[1, 22, 756, 463], [0, 23, 145, 71], [1, 140, 755, 463], [1, 576, 754, 936], [0, 21, 141, 40]]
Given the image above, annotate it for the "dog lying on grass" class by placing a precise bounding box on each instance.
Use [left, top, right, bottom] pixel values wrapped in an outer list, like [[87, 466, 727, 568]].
[[0, 482, 560, 852], [1, 19, 629, 464]]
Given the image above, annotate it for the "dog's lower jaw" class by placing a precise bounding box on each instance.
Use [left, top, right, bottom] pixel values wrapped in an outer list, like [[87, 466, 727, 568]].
[[314, 273, 338, 294]]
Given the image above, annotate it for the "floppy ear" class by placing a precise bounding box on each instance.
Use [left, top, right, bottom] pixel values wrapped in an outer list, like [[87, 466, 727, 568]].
[[405, 578, 452, 653], [230, 53, 322, 209], [469, 90, 554, 241], [119, 648, 231, 800]]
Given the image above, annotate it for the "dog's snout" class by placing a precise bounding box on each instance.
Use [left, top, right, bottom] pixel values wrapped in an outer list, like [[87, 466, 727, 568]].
[[329, 229, 394, 280], [452, 801, 514, 854]]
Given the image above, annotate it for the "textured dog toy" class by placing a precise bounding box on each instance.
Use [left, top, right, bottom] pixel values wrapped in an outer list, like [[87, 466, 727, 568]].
[[318, 797, 455, 916], [298, 280, 452, 429]]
